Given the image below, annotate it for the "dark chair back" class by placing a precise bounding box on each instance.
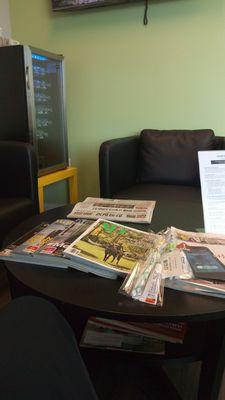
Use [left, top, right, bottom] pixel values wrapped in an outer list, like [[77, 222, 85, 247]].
[[0, 141, 39, 213], [99, 130, 225, 198]]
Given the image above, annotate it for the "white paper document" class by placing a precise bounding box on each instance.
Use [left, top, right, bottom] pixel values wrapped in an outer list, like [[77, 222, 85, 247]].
[[198, 150, 225, 234], [161, 249, 192, 279]]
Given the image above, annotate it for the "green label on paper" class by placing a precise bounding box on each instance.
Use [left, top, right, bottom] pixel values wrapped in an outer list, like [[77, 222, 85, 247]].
[[103, 222, 126, 235]]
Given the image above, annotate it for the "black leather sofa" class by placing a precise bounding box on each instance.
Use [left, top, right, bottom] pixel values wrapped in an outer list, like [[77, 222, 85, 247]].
[[0, 141, 39, 249], [99, 129, 225, 231]]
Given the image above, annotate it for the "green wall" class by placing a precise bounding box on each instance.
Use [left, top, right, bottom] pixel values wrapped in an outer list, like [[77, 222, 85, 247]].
[[9, 0, 225, 200]]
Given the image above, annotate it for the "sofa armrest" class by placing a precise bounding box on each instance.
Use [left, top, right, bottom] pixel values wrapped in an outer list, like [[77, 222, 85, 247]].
[[0, 141, 39, 213], [99, 136, 139, 198], [214, 135, 225, 149]]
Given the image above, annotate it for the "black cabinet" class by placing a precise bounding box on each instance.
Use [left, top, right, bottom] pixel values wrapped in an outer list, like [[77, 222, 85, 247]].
[[0, 45, 68, 176]]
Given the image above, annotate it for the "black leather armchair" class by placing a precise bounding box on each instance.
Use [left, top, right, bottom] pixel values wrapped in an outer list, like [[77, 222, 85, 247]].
[[0, 141, 39, 249], [99, 129, 224, 199], [99, 129, 225, 231]]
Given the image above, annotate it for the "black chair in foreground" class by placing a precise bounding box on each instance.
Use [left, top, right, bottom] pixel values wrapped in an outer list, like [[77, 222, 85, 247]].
[[0, 140, 39, 249], [0, 296, 98, 400]]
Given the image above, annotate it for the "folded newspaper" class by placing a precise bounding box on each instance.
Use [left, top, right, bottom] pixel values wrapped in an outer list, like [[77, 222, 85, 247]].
[[88, 316, 187, 344], [67, 197, 156, 224], [80, 317, 165, 355]]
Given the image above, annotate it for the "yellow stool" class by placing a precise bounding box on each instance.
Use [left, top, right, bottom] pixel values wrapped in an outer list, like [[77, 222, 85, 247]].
[[38, 167, 78, 213]]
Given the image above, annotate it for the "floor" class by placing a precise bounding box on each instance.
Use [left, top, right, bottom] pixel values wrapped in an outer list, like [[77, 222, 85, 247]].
[[83, 352, 182, 400]]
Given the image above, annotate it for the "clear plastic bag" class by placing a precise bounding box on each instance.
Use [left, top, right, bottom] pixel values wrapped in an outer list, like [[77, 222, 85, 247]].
[[119, 235, 167, 306]]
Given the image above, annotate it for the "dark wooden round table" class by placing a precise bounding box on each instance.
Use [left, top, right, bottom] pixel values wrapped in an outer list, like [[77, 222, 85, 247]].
[[4, 203, 225, 400]]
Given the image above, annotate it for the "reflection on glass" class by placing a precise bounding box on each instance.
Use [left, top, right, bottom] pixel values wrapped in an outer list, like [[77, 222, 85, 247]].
[[32, 52, 66, 171]]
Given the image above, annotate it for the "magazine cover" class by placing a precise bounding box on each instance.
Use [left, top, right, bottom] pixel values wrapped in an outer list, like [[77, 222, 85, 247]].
[[39, 219, 92, 259], [64, 218, 159, 276], [0, 222, 49, 261], [13, 219, 75, 255], [0, 221, 71, 269]]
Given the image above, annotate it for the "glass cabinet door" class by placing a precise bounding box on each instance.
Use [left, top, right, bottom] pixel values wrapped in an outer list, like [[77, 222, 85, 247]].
[[32, 50, 68, 175]]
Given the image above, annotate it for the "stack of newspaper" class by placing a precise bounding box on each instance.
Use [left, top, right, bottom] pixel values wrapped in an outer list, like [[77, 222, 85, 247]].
[[80, 317, 187, 355], [85, 317, 187, 343], [0, 217, 160, 280], [81, 319, 165, 355], [80, 317, 187, 354], [67, 197, 156, 224]]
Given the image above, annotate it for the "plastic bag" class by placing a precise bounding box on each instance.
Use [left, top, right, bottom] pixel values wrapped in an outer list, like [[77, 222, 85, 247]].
[[119, 235, 167, 306]]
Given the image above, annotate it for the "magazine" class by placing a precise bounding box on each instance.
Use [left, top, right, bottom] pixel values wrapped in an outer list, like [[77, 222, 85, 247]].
[[89, 317, 187, 344], [163, 227, 225, 298], [165, 277, 225, 298], [0, 219, 122, 278], [80, 318, 165, 355], [37, 219, 92, 263], [0, 222, 49, 252], [0, 220, 77, 269], [169, 227, 225, 281], [0, 222, 55, 265], [64, 218, 160, 278], [67, 197, 156, 224], [13, 219, 75, 255]]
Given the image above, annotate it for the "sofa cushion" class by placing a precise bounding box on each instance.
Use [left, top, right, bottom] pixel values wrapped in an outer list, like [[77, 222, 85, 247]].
[[138, 129, 215, 186], [114, 183, 203, 232], [114, 182, 202, 203]]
